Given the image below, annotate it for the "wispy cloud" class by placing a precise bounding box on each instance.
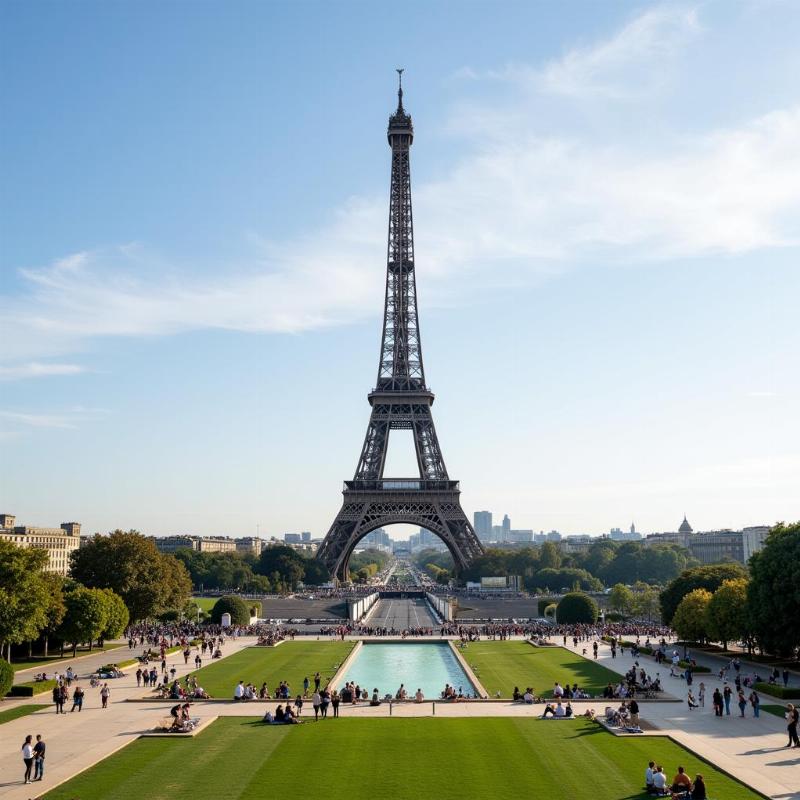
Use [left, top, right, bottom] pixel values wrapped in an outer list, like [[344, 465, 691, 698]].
[[458, 6, 701, 99], [0, 362, 87, 381], [0, 407, 110, 431]]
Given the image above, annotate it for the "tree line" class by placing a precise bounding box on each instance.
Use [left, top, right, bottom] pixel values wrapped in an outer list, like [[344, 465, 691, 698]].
[[415, 538, 695, 592], [661, 522, 799, 657], [0, 539, 131, 662]]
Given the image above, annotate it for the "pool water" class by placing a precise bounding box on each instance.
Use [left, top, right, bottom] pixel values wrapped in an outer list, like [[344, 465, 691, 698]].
[[341, 642, 477, 699]]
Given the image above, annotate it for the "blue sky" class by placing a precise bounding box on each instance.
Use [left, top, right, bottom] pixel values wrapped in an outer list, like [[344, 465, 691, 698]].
[[1, 1, 799, 539]]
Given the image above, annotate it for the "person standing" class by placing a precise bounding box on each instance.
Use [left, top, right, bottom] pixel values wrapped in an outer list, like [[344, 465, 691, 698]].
[[314, 672, 321, 692], [100, 683, 111, 709], [723, 684, 732, 715], [628, 698, 640, 728], [698, 682, 705, 708], [71, 685, 84, 712], [712, 688, 723, 717], [52, 684, 65, 714], [311, 690, 321, 721], [22, 735, 34, 784], [783, 669, 790, 688], [737, 689, 747, 717], [749, 689, 760, 718], [787, 703, 799, 747], [303, 676, 310, 697], [32, 735, 46, 782], [331, 689, 340, 718]]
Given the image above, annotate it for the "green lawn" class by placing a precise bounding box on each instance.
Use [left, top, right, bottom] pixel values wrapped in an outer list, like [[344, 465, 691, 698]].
[[463, 641, 623, 698], [0, 703, 49, 724], [191, 596, 218, 612], [42, 716, 761, 800], [9, 642, 126, 672], [761, 704, 788, 718], [182, 641, 355, 697]]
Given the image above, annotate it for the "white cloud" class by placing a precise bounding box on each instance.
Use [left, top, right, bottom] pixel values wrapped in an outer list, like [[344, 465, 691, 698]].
[[0, 407, 109, 432], [461, 5, 701, 99], [0, 362, 86, 381]]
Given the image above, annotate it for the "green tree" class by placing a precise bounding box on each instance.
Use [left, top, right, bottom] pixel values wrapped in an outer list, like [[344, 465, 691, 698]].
[[39, 572, 66, 658], [257, 545, 306, 590], [70, 531, 191, 621], [539, 541, 562, 570], [0, 540, 50, 662], [98, 589, 130, 643], [706, 578, 749, 651], [210, 595, 251, 625], [57, 587, 109, 656], [0, 658, 14, 696], [608, 583, 633, 614], [556, 592, 598, 624], [302, 559, 330, 586], [748, 522, 800, 657], [671, 588, 712, 643], [660, 562, 747, 625], [631, 581, 660, 621]]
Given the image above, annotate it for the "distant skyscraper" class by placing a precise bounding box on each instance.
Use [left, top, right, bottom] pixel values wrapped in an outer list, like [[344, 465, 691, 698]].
[[630, 522, 636, 535], [284, 533, 301, 544], [474, 511, 493, 542], [502, 514, 511, 541]]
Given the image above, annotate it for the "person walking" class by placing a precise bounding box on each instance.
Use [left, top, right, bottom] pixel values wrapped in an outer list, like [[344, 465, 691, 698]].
[[787, 703, 799, 747], [723, 684, 732, 715], [749, 689, 760, 718], [71, 685, 84, 712], [783, 669, 790, 688], [303, 676, 310, 697], [100, 683, 111, 709], [314, 672, 321, 692], [312, 690, 321, 720], [698, 682, 705, 708], [32, 735, 46, 782], [737, 689, 747, 717], [22, 735, 34, 784], [52, 684, 65, 714]]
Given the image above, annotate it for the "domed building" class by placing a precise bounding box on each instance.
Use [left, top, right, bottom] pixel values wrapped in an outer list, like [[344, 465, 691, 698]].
[[678, 515, 693, 534]]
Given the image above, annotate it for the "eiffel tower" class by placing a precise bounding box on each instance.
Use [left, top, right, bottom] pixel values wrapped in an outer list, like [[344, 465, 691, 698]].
[[317, 72, 485, 583]]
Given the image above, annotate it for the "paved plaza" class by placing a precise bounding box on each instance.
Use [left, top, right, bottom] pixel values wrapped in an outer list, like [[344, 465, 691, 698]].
[[1, 633, 798, 799]]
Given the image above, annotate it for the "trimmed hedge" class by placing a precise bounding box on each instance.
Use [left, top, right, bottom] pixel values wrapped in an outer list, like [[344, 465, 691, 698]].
[[754, 682, 800, 699], [211, 595, 250, 625], [7, 679, 57, 698], [556, 592, 598, 624], [679, 660, 711, 673], [537, 598, 557, 616]]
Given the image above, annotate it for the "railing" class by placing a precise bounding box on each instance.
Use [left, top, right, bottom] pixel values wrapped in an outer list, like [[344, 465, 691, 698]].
[[344, 479, 459, 492]]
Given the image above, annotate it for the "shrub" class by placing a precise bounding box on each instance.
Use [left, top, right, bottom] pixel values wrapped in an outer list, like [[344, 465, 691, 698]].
[[556, 592, 598, 624], [604, 612, 624, 622], [249, 601, 262, 618], [754, 682, 800, 700], [544, 603, 557, 619], [537, 597, 557, 616], [0, 660, 13, 697], [210, 595, 251, 625]]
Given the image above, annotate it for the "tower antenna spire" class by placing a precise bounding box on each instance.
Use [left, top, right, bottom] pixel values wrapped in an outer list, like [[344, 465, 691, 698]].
[[396, 67, 404, 109]]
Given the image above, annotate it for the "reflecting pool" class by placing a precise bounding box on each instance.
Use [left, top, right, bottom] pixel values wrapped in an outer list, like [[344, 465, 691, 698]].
[[341, 642, 477, 698]]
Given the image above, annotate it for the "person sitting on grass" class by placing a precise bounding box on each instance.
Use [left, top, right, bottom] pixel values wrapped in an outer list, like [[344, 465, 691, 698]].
[[542, 703, 556, 717], [274, 704, 285, 723], [652, 765, 668, 795], [234, 681, 245, 701], [513, 686, 521, 701], [415, 688, 424, 703], [565, 701, 573, 718], [554, 701, 566, 718], [645, 760, 655, 792], [670, 766, 692, 795], [582, 708, 596, 720]]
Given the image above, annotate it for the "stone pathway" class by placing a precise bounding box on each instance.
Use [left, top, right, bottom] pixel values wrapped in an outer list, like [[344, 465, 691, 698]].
[[1, 634, 798, 799]]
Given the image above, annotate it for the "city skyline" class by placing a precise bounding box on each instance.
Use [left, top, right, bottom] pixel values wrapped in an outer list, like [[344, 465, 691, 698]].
[[2, 2, 799, 538]]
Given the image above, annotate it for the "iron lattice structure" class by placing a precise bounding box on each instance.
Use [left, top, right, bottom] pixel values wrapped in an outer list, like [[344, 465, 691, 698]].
[[317, 74, 484, 583]]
